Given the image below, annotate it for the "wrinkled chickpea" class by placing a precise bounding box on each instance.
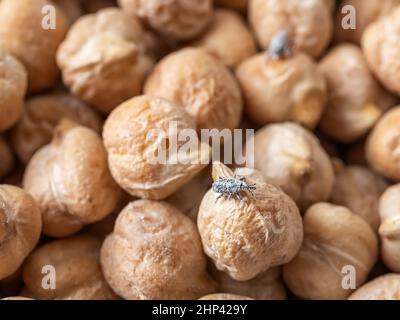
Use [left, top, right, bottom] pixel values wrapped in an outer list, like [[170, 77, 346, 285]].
[[188, 9, 257, 68], [362, 6, 400, 95], [0, 0, 68, 93], [249, 122, 334, 212], [366, 106, 400, 181], [215, 0, 248, 13], [198, 163, 303, 281], [378, 184, 400, 272], [348, 274, 400, 300], [103, 95, 210, 200], [0, 185, 42, 280], [249, 0, 333, 58], [318, 44, 392, 143], [11, 92, 102, 164], [23, 235, 118, 300], [199, 294, 253, 300], [283, 203, 378, 300], [0, 136, 14, 179], [23, 120, 121, 238], [57, 8, 155, 113], [334, 0, 400, 45], [236, 32, 327, 129], [0, 51, 27, 132], [330, 160, 388, 231], [101, 200, 216, 299], [118, 0, 213, 42], [145, 48, 243, 131], [212, 267, 286, 300]]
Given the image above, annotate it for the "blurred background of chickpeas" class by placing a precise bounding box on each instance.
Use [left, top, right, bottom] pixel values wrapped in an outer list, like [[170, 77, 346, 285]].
[[1, 0, 400, 302]]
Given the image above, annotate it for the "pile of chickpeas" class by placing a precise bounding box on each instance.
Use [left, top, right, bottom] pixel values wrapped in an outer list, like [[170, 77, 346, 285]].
[[1, 0, 400, 301]]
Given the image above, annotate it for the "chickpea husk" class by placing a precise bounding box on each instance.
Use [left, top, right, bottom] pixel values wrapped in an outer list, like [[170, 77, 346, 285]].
[[283, 203, 379, 300], [0, 0, 68, 93], [348, 274, 400, 300], [23, 120, 121, 238], [11, 92, 103, 164], [0, 185, 42, 280], [378, 184, 400, 272], [22, 235, 118, 300], [249, 122, 334, 212], [188, 9, 257, 68], [101, 200, 216, 300], [103, 95, 211, 200], [144, 48, 243, 131], [198, 162, 303, 281]]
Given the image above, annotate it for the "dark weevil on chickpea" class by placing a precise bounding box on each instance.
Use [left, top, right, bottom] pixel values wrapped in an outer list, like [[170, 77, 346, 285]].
[[212, 175, 257, 202]]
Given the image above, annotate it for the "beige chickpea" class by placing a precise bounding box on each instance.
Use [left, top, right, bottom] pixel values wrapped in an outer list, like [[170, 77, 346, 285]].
[[144, 48, 243, 131], [212, 267, 286, 300], [101, 200, 216, 300], [188, 9, 257, 68], [348, 274, 400, 300], [236, 37, 326, 129], [0, 0, 68, 93], [199, 294, 253, 300], [118, 0, 213, 42], [283, 203, 378, 300], [0, 185, 42, 280], [249, 0, 333, 58], [23, 120, 121, 238], [330, 161, 388, 231], [215, 0, 248, 12], [362, 6, 400, 95], [249, 122, 334, 212], [367, 106, 400, 181], [319, 44, 389, 143], [103, 95, 210, 200], [23, 235, 118, 300], [378, 184, 400, 272], [0, 52, 27, 132], [198, 162, 303, 281], [334, 0, 400, 45], [0, 136, 14, 179], [11, 92, 102, 164], [57, 8, 155, 114]]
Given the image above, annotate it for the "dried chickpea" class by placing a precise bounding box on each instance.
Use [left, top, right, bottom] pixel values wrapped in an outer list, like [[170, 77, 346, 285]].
[[144, 48, 243, 131], [283, 203, 379, 300], [0, 0, 68, 93], [0, 136, 14, 179], [330, 161, 388, 231], [0, 185, 42, 280], [23, 235, 118, 300], [199, 294, 253, 300], [348, 274, 400, 300], [236, 33, 327, 129], [362, 6, 400, 95], [0, 51, 27, 132], [318, 44, 389, 143], [188, 9, 257, 68], [100, 200, 216, 300], [23, 120, 121, 238], [57, 8, 155, 114], [212, 267, 286, 300], [198, 163, 303, 281], [103, 95, 210, 200], [249, 122, 334, 212], [215, 0, 248, 13], [11, 92, 102, 164], [334, 0, 400, 45], [249, 0, 333, 58], [366, 106, 400, 181], [378, 184, 400, 272], [118, 0, 213, 42]]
